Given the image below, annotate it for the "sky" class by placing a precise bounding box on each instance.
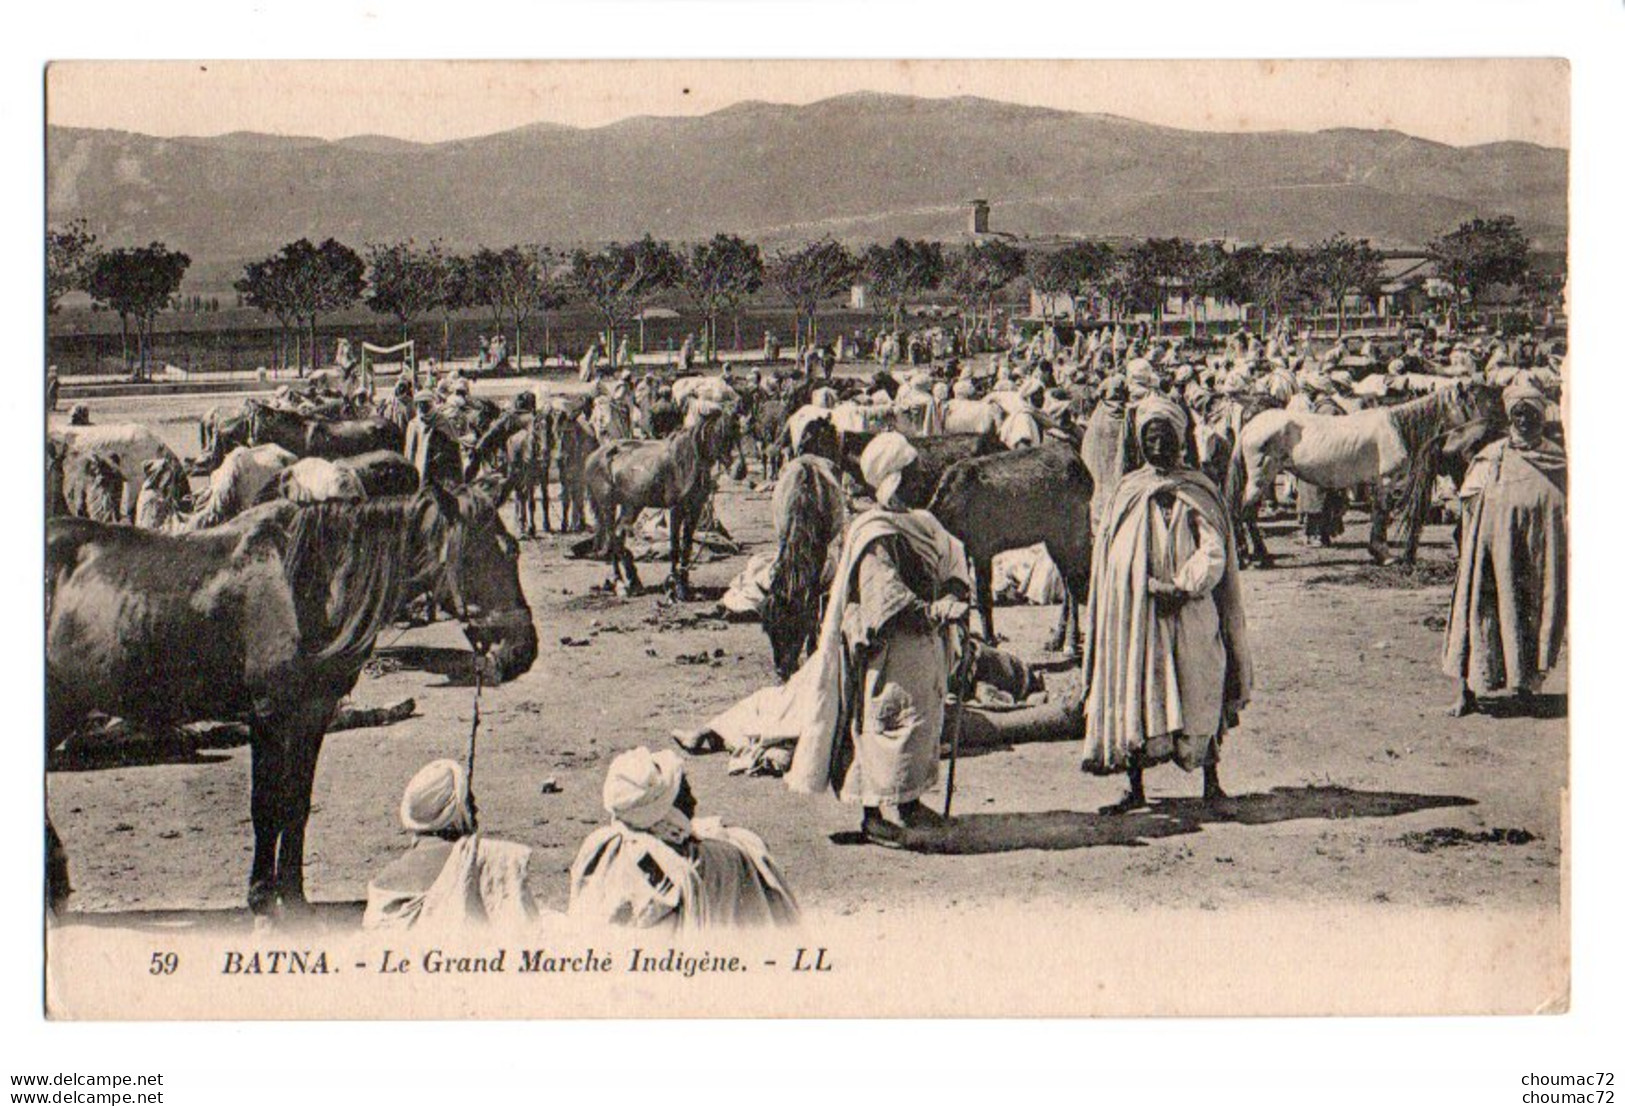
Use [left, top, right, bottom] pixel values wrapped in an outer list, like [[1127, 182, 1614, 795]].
[[46, 58, 1569, 149]]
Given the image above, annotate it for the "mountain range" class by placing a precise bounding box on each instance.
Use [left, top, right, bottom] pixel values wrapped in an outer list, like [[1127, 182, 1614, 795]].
[[47, 91, 1567, 288]]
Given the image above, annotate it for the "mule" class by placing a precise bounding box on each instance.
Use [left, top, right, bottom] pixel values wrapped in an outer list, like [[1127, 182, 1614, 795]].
[[45, 484, 538, 916], [929, 441, 1094, 654], [584, 410, 739, 599]]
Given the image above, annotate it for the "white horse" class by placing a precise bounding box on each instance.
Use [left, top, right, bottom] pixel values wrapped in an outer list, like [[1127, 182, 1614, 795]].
[[269, 457, 367, 504], [1229, 380, 1495, 564], [136, 444, 298, 532], [50, 422, 177, 521]]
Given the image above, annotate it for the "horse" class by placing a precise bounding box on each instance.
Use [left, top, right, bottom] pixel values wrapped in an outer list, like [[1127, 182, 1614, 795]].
[[333, 450, 420, 498], [552, 402, 599, 533], [1227, 381, 1495, 565], [584, 409, 739, 599], [268, 457, 368, 504], [760, 454, 848, 680], [838, 428, 1003, 508], [49, 423, 177, 521], [45, 483, 538, 916], [748, 394, 790, 481], [137, 444, 298, 533], [248, 401, 404, 459], [468, 413, 554, 538], [198, 403, 254, 470], [929, 441, 1094, 654]]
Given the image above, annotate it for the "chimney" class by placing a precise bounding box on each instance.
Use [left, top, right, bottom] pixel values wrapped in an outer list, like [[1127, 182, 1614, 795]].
[[968, 199, 990, 235]]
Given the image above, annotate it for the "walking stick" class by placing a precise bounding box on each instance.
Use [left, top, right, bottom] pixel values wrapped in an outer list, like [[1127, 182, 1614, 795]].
[[942, 620, 977, 820], [464, 655, 485, 830]]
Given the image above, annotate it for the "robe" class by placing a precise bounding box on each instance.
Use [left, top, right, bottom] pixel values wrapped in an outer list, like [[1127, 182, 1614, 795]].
[[568, 817, 800, 931], [1080, 465, 1252, 774], [1081, 402, 1129, 529], [703, 511, 969, 798], [1442, 438, 1567, 694], [363, 835, 538, 932]]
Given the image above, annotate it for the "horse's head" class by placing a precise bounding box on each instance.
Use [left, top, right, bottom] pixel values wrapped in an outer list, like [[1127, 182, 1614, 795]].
[[424, 482, 538, 684]]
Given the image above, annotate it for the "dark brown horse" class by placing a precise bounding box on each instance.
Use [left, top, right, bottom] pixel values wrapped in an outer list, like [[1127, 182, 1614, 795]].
[[248, 400, 405, 459], [584, 410, 739, 599], [929, 441, 1094, 653], [333, 450, 421, 498], [45, 484, 538, 916], [839, 428, 1004, 507]]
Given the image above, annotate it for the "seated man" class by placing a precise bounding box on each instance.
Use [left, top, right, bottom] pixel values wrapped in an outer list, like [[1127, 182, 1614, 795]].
[[569, 748, 800, 931], [363, 759, 539, 932]]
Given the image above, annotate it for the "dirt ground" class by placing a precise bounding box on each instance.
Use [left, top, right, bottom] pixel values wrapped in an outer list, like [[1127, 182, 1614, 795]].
[[46, 383, 1566, 922]]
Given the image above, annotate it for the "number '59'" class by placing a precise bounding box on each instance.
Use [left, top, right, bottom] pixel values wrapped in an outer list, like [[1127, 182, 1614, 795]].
[[149, 952, 178, 975]]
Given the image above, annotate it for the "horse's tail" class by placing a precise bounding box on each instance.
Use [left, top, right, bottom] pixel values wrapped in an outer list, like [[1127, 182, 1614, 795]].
[[1223, 427, 1249, 520], [1393, 430, 1444, 557], [762, 463, 838, 678]]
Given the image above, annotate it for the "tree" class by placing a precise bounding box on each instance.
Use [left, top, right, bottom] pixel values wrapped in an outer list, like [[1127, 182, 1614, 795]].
[[235, 251, 302, 371], [1184, 242, 1238, 336], [426, 244, 473, 365], [1025, 242, 1114, 322], [943, 241, 1026, 342], [468, 245, 567, 370], [47, 219, 99, 314], [1233, 245, 1312, 334], [86, 242, 190, 380], [236, 239, 364, 375], [1308, 234, 1384, 335], [366, 240, 442, 343], [569, 236, 681, 367], [769, 239, 856, 353], [680, 234, 765, 361], [1428, 216, 1532, 325], [860, 238, 944, 330]]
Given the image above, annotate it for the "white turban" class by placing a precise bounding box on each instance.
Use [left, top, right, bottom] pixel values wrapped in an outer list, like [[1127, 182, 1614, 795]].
[[399, 759, 474, 836], [603, 747, 684, 831], [952, 378, 976, 399], [1502, 379, 1547, 416], [1134, 394, 1190, 440], [859, 431, 917, 505]]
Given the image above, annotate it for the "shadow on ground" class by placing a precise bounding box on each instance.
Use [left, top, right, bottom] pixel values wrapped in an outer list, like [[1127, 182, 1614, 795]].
[[883, 785, 1476, 856], [374, 645, 482, 687]]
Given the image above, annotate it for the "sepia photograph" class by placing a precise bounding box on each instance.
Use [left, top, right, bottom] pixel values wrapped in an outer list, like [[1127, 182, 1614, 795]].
[[39, 57, 1571, 1020]]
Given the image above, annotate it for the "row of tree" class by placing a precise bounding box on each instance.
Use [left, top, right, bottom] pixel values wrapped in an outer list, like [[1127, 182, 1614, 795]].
[[46, 214, 1539, 377]]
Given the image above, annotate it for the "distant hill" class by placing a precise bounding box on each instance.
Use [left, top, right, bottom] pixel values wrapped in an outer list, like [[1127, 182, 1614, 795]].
[[46, 92, 1567, 288]]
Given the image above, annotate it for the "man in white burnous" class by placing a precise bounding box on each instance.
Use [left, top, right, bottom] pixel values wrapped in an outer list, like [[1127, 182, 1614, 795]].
[[1079, 394, 1252, 813]]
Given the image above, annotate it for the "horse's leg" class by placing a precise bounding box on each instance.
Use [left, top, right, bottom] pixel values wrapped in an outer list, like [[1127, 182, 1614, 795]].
[[246, 726, 284, 917], [1248, 506, 1273, 568], [668, 506, 687, 599], [538, 457, 552, 533], [1046, 592, 1072, 655], [1368, 478, 1390, 565], [618, 506, 642, 594], [272, 709, 331, 916], [974, 558, 996, 644]]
